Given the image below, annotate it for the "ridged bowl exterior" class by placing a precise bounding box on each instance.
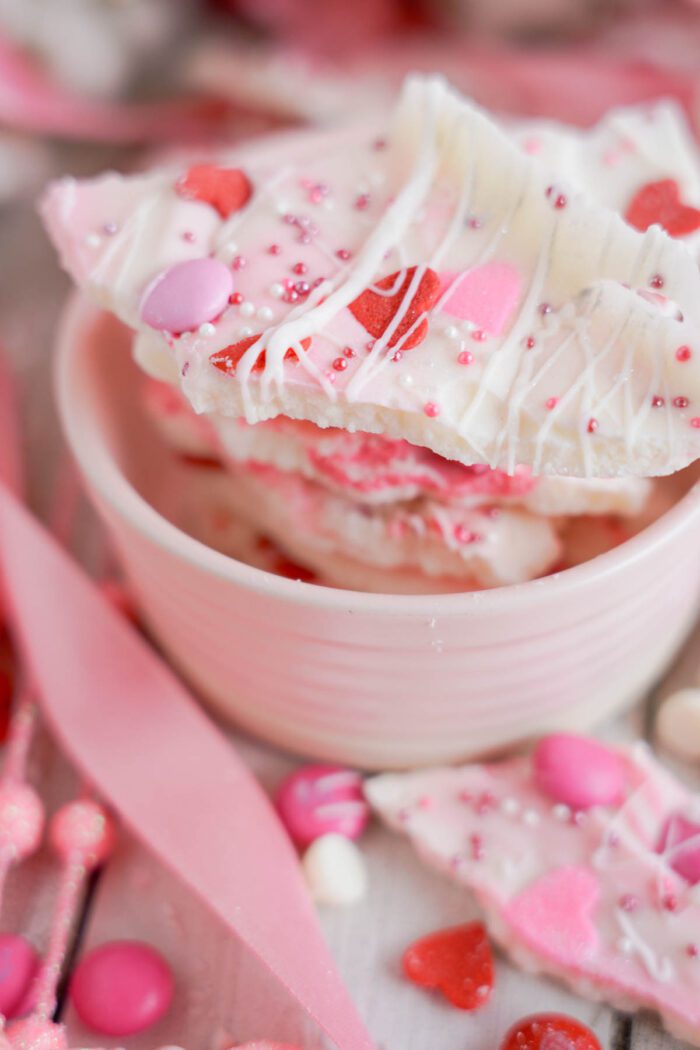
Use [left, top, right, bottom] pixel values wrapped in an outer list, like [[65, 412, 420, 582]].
[[56, 296, 700, 769]]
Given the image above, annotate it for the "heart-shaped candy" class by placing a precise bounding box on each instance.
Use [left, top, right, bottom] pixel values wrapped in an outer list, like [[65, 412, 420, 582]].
[[657, 811, 700, 885], [402, 922, 494, 1010], [176, 164, 253, 219], [499, 1013, 601, 1050], [505, 866, 600, 963], [210, 335, 311, 376], [439, 262, 522, 335], [625, 179, 700, 237], [348, 267, 440, 351]]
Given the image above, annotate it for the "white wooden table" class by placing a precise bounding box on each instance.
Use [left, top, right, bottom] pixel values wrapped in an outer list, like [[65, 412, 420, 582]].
[[1, 147, 699, 1050]]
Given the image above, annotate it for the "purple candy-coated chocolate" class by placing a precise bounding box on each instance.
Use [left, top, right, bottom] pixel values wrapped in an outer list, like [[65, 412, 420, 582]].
[[0, 934, 39, 1018], [70, 940, 174, 1037], [140, 258, 233, 334], [276, 765, 369, 848], [533, 734, 626, 811], [658, 812, 700, 885]]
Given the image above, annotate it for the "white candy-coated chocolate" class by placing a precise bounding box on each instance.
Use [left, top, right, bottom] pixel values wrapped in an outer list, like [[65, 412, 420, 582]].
[[656, 689, 700, 762], [302, 834, 368, 906]]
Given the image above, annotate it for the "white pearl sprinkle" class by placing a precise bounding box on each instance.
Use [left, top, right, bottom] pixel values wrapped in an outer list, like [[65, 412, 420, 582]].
[[257, 306, 274, 322], [400, 374, 414, 388], [522, 809, 540, 826], [85, 233, 101, 248], [553, 804, 572, 821], [276, 201, 290, 214], [270, 283, 285, 299], [618, 937, 634, 955], [322, 199, 335, 211], [239, 301, 255, 318], [198, 322, 216, 336], [501, 798, 520, 816], [239, 326, 253, 337], [223, 242, 238, 259], [445, 325, 459, 340]]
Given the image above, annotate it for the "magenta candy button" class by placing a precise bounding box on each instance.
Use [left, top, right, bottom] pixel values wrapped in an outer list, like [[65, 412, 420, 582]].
[[276, 765, 369, 848], [70, 940, 174, 1037], [140, 258, 233, 333], [0, 934, 39, 1018], [533, 734, 626, 810], [658, 812, 700, 885]]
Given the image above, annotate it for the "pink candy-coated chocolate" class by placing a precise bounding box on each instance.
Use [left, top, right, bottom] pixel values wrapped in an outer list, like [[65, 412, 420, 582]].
[[140, 258, 233, 334], [70, 940, 173, 1037], [276, 765, 368, 848], [0, 935, 39, 1019], [532, 734, 626, 810], [657, 812, 700, 885], [6, 1019, 67, 1049], [0, 782, 44, 861], [49, 800, 115, 869]]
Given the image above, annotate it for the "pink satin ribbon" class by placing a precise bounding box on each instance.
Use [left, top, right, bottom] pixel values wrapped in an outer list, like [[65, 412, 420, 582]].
[[0, 365, 374, 1050]]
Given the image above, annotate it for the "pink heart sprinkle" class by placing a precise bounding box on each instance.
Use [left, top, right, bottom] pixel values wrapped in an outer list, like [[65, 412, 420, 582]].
[[505, 866, 600, 964], [439, 262, 522, 335]]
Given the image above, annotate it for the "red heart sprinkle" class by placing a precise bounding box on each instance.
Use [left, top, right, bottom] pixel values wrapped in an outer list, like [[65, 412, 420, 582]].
[[210, 335, 311, 376], [402, 922, 494, 1010], [500, 1014, 602, 1050], [349, 266, 440, 351], [176, 164, 253, 219], [625, 179, 700, 237]]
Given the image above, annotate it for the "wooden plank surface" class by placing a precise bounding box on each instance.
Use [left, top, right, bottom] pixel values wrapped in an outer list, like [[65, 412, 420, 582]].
[[2, 151, 700, 1050]]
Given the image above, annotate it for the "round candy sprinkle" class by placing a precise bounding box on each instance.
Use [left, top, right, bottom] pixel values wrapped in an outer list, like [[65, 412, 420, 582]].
[[140, 259, 233, 334], [0, 782, 44, 861], [656, 688, 700, 761], [70, 941, 174, 1037], [302, 834, 368, 906], [276, 765, 368, 848], [6, 1019, 67, 1050], [50, 800, 115, 869], [499, 1014, 601, 1050], [0, 935, 39, 1018], [533, 734, 626, 810]]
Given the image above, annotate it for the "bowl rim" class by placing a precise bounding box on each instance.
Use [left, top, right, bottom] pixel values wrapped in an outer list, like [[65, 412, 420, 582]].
[[55, 293, 700, 617]]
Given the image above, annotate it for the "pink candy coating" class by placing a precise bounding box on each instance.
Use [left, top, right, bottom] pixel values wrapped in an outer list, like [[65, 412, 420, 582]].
[[276, 765, 368, 848], [140, 258, 234, 334], [533, 734, 626, 811], [70, 940, 174, 1037], [49, 800, 115, 869], [6, 1019, 67, 1050], [657, 812, 700, 885], [0, 783, 44, 861], [0, 935, 39, 1019]]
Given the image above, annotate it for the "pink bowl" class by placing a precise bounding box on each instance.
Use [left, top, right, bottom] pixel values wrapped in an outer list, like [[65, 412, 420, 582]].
[[55, 295, 700, 770]]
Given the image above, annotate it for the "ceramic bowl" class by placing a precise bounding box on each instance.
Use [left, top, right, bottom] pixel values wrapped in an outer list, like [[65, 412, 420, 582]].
[[55, 294, 700, 769]]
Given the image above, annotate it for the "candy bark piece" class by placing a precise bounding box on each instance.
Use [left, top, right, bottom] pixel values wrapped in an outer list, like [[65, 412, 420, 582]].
[[366, 737, 700, 1047], [41, 78, 700, 478]]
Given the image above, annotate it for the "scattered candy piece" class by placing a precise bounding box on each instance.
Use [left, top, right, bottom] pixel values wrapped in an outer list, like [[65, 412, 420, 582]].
[[50, 800, 115, 869], [625, 179, 700, 237], [140, 258, 233, 334], [656, 688, 700, 762], [499, 1013, 601, 1050], [211, 336, 311, 377], [349, 267, 440, 351], [402, 922, 494, 1011], [302, 833, 367, 906], [70, 940, 174, 1037], [6, 1019, 67, 1050], [0, 935, 39, 1019], [532, 733, 626, 810], [176, 165, 253, 219], [276, 765, 368, 847]]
